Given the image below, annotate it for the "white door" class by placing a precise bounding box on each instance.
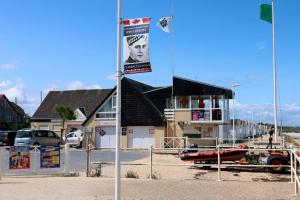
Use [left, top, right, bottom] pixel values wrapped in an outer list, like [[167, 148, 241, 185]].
[[96, 127, 116, 148], [128, 127, 154, 148]]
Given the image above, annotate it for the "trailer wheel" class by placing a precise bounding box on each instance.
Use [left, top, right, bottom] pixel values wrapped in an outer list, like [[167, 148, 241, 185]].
[[267, 156, 286, 174]]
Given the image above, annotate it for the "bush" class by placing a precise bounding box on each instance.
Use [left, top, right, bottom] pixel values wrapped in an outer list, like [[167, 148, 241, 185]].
[[147, 171, 161, 180], [90, 164, 102, 177], [125, 170, 139, 179]]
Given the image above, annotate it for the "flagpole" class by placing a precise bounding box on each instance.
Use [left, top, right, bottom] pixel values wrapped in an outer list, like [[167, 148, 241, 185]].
[[115, 0, 122, 199], [272, 0, 278, 142]]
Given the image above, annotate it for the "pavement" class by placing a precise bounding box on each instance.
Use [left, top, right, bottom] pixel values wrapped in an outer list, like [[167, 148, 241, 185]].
[[0, 176, 297, 200]]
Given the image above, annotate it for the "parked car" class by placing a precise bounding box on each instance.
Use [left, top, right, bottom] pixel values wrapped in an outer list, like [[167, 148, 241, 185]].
[[0, 131, 17, 146], [63, 130, 83, 148], [14, 129, 61, 146]]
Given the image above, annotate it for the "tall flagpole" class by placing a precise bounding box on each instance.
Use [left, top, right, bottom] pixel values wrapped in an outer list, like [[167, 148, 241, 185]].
[[272, 0, 278, 141], [115, 0, 122, 199]]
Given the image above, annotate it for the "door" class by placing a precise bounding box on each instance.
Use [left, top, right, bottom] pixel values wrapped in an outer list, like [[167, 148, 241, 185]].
[[128, 127, 154, 148], [96, 127, 116, 148]]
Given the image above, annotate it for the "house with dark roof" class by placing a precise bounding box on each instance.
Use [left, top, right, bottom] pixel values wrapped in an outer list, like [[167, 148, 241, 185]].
[[0, 94, 28, 130], [31, 89, 112, 134], [83, 76, 233, 149], [32, 76, 233, 149]]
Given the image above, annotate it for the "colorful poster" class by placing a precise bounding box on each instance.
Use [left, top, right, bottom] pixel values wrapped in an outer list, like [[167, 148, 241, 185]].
[[123, 17, 152, 74], [40, 145, 60, 168], [9, 146, 30, 170]]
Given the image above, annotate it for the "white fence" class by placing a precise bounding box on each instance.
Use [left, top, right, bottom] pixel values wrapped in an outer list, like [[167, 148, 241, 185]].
[[160, 136, 285, 149]]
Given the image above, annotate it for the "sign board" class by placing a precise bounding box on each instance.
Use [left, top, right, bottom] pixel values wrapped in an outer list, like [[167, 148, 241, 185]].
[[40, 145, 60, 168], [99, 129, 106, 136], [9, 146, 30, 170]]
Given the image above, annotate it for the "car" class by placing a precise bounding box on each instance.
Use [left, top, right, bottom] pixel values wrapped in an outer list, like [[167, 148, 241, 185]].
[[14, 129, 61, 147], [63, 130, 83, 148], [0, 131, 17, 146]]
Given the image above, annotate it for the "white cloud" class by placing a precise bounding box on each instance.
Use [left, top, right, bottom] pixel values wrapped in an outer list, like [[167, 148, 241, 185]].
[[233, 102, 300, 126], [0, 80, 12, 87], [106, 73, 117, 80], [65, 81, 102, 90], [0, 81, 39, 115], [0, 63, 18, 69]]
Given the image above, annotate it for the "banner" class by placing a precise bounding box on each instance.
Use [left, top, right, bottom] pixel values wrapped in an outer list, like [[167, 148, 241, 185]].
[[123, 17, 152, 74], [40, 145, 60, 168], [9, 146, 30, 170]]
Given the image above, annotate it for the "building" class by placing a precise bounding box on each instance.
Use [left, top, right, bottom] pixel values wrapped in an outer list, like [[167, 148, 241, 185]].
[[31, 76, 233, 148], [31, 89, 112, 135], [0, 94, 28, 130]]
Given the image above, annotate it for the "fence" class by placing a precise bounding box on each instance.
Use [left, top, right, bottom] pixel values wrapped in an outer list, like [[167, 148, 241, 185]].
[[160, 136, 285, 149], [0, 143, 298, 197], [89, 145, 299, 197], [0, 144, 73, 179]]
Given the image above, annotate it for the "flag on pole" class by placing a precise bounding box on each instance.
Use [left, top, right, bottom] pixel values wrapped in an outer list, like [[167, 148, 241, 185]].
[[157, 16, 172, 33], [260, 4, 272, 24]]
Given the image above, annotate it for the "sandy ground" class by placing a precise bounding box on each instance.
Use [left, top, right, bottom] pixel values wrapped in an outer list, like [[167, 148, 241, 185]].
[[0, 151, 298, 200]]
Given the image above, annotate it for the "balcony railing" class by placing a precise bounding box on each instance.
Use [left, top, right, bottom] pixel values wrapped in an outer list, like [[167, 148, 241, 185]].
[[164, 108, 226, 123], [164, 109, 175, 121]]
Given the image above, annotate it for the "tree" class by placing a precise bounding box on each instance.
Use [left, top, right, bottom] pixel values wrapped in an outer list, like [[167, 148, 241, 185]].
[[56, 105, 76, 140]]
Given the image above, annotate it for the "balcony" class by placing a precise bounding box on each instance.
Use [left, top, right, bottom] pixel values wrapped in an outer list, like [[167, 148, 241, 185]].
[[164, 95, 230, 123]]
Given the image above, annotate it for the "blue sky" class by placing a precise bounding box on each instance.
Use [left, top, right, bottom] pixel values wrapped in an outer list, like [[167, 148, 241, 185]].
[[0, 0, 299, 126]]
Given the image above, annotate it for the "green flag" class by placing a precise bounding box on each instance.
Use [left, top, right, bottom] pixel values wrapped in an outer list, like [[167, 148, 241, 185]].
[[260, 4, 272, 24]]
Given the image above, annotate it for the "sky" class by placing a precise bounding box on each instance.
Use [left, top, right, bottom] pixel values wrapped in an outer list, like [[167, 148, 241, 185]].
[[0, 0, 299, 126]]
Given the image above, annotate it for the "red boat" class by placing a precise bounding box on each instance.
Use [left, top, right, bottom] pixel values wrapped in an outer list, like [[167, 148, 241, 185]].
[[179, 144, 248, 163]]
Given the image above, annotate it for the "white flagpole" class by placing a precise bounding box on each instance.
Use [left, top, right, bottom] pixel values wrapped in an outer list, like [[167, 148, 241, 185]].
[[115, 0, 122, 199], [272, 0, 278, 141]]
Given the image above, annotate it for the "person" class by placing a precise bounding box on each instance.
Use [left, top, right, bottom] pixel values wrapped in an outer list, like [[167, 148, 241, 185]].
[[125, 35, 149, 63], [266, 128, 274, 149]]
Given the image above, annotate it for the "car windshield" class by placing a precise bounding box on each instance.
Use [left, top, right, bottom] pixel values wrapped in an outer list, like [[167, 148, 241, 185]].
[[16, 131, 32, 138]]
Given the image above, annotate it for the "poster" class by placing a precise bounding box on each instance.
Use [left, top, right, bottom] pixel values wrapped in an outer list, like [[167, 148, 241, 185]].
[[9, 146, 30, 170], [123, 17, 152, 74], [40, 145, 60, 168]]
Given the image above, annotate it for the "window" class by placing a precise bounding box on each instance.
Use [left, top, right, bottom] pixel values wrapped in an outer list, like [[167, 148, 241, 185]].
[[96, 94, 116, 119], [34, 131, 47, 137], [176, 96, 189, 109], [47, 131, 56, 138], [112, 95, 116, 108]]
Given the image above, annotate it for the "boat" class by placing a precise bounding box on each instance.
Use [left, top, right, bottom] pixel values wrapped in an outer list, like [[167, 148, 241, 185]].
[[179, 144, 248, 163]]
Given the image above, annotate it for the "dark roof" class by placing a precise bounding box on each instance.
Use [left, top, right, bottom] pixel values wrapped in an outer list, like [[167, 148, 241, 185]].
[[82, 77, 165, 126], [121, 77, 165, 126], [0, 94, 26, 117], [144, 86, 172, 113], [10, 102, 26, 116], [173, 76, 233, 99], [32, 89, 112, 120]]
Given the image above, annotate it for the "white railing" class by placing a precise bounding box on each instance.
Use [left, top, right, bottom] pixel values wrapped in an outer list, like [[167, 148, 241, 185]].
[[164, 109, 175, 121], [160, 137, 187, 148], [290, 145, 300, 196]]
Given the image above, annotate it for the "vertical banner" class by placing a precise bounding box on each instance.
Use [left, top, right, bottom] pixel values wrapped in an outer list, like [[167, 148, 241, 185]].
[[9, 146, 30, 170], [123, 17, 152, 74], [40, 145, 60, 168]]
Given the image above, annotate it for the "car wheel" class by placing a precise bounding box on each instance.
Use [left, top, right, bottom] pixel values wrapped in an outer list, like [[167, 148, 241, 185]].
[[267, 156, 287, 174]]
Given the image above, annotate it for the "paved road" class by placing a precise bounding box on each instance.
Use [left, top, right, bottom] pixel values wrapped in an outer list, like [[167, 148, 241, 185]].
[[1, 148, 148, 175]]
